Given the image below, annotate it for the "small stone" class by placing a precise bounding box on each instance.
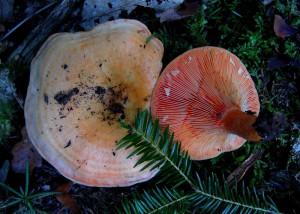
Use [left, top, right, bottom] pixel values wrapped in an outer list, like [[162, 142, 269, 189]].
[[291, 138, 300, 164]]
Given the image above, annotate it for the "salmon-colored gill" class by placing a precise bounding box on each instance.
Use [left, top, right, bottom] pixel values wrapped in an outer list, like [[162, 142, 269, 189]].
[[220, 109, 261, 142]]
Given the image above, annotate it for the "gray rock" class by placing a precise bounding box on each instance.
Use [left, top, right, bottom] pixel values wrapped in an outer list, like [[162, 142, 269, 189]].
[[291, 138, 300, 164]]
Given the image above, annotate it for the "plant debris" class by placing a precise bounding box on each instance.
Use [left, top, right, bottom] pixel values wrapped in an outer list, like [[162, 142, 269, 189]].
[[81, 0, 184, 29], [11, 127, 42, 174], [55, 181, 81, 214], [273, 15, 298, 38], [54, 88, 80, 105]]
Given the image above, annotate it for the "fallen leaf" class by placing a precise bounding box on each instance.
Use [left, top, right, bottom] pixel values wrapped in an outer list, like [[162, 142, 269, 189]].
[[158, 8, 184, 23], [0, 160, 10, 182], [268, 57, 300, 70], [56, 181, 81, 214], [290, 59, 300, 68], [158, 0, 201, 22], [273, 14, 297, 38], [11, 127, 42, 175], [268, 57, 289, 70], [81, 0, 184, 30]]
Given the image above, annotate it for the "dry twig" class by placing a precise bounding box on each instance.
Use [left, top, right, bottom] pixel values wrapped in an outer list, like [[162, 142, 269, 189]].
[[226, 149, 264, 188]]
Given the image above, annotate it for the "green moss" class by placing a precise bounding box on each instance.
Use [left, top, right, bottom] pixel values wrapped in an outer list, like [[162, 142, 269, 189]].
[[0, 99, 16, 143], [6, 60, 29, 81], [188, 4, 207, 46], [275, 0, 300, 17], [154, 25, 193, 64], [250, 159, 268, 185], [284, 39, 298, 58]]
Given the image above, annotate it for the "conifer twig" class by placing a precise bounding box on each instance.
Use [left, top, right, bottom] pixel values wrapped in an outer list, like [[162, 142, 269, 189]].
[[116, 110, 281, 214]]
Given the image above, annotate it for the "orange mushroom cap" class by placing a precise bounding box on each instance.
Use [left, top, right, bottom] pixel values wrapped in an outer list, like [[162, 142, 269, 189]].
[[151, 46, 260, 160], [25, 19, 164, 186]]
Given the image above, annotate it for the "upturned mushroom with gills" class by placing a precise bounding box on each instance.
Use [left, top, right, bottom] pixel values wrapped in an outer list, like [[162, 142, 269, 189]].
[[151, 46, 286, 160], [25, 19, 164, 187]]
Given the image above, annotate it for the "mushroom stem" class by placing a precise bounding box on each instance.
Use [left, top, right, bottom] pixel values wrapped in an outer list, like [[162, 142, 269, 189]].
[[220, 109, 261, 142]]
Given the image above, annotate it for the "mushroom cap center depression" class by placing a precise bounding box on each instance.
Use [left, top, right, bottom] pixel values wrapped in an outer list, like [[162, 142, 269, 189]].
[[39, 30, 158, 147]]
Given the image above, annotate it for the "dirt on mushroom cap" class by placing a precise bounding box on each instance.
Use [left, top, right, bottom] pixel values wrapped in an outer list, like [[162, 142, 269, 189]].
[[25, 19, 164, 187]]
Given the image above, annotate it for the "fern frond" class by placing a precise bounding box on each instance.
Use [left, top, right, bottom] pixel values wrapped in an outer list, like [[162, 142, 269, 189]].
[[116, 109, 281, 214], [117, 187, 190, 214]]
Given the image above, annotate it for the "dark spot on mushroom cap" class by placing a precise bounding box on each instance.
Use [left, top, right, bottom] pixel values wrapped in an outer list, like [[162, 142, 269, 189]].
[[54, 87, 79, 105], [95, 86, 106, 95], [44, 94, 49, 104], [64, 140, 72, 148], [123, 96, 128, 104], [62, 64, 68, 69], [109, 102, 124, 114]]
